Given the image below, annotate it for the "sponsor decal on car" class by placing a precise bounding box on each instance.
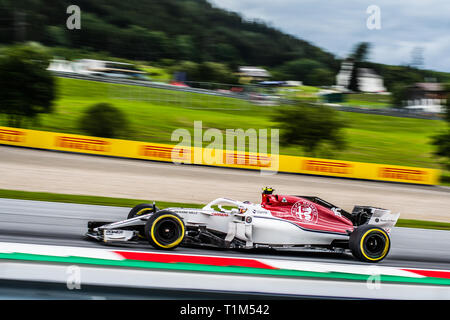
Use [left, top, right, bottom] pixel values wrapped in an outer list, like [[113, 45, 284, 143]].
[[378, 167, 426, 182], [291, 200, 319, 224], [105, 230, 125, 235], [212, 212, 229, 217], [103, 229, 134, 241], [55, 136, 110, 152], [331, 207, 342, 217], [302, 160, 353, 175], [0, 128, 25, 143], [173, 209, 199, 215]]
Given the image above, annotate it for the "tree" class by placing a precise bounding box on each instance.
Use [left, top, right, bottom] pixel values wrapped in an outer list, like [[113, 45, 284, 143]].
[[381, 65, 423, 92], [170, 61, 199, 81], [79, 103, 129, 138], [309, 68, 335, 86], [390, 83, 409, 108], [431, 131, 450, 170], [197, 62, 238, 84], [170, 61, 238, 84], [273, 103, 347, 156], [443, 83, 450, 122], [431, 88, 450, 170], [410, 46, 424, 69], [348, 42, 371, 92], [276, 58, 334, 86], [213, 43, 239, 65], [174, 35, 196, 61], [45, 26, 69, 47], [0, 43, 55, 127], [351, 42, 371, 62], [348, 60, 359, 92]]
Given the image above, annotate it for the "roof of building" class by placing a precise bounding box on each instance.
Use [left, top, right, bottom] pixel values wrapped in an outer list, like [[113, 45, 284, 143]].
[[410, 82, 444, 92], [238, 66, 270, 78]]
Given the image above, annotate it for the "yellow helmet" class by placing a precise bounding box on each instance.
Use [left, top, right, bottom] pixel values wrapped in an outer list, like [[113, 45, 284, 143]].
[[262, 187, 274, 194]]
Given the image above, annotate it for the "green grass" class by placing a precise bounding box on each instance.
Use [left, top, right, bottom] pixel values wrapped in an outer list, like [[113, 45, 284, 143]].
[[0, 188, 202, 209], [441, 171, 450, 186], [395, 219, 450, 231], [1, 188, 449, 230], [140, 65, 172, 81], [341, 99, 390, 109], [14, 77, 275, 148], [276, 108, 446, 169], [277, 85, 320, 101], [343, 93, 392, 109], [334, 112, 445, 168], [1, 77, 447, 169]]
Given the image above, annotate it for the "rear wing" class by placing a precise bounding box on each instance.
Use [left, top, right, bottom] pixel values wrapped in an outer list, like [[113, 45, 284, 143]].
[[353, 206, 400, 234]]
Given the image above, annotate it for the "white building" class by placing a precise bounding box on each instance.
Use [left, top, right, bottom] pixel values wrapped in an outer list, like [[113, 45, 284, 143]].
[[238, 66, 271, 83], [336, 61, 386, 93], [47, 59, 146, 79], [404, 82, 446, 113], [47, 59, 76, 73]]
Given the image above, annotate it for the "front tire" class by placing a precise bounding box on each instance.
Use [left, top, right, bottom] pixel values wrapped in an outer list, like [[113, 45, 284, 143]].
[[349, 225, 390, 263], [145, 210, 185, 249], [127, 203, 159, 219]]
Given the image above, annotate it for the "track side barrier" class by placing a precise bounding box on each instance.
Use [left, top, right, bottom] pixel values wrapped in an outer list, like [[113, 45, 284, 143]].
[[0, 126, 440, 185]]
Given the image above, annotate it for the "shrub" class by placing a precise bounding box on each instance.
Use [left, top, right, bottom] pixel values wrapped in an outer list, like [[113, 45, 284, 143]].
[[79, 103, 129, 138], [273, 103, 347, 156]]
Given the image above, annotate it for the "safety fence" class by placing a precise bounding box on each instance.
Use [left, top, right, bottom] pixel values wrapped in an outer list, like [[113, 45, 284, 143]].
[[0, 126, 440, 185]]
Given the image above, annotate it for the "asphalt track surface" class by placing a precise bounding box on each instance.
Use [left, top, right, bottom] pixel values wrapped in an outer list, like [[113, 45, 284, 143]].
[[0, 198, 449, 271], [0, 145, 449, 222]]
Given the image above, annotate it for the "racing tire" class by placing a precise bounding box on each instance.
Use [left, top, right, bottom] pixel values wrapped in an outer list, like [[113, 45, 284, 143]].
[[349, 225, 390, 263], [145, 210, 185, 250], [127, 203, 159, 219]]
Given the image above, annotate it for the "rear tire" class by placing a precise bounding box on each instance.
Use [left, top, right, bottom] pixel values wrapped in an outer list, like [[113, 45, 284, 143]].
[[145, 210, 185, 249], [349, 225, 390, 263], [127, 203, 159, 219]]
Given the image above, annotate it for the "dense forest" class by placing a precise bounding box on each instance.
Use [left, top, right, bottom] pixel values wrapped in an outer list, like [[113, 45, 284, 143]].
[[1, 0, 449, 87], [0, 0, 337, 67]]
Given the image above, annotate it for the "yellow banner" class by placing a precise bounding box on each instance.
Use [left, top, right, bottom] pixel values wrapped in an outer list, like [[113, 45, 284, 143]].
[[278, 155, 439, 185], [0, 126, 440, 185]]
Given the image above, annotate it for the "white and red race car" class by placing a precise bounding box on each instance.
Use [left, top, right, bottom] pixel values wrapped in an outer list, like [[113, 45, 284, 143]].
[[87, 187, 400, 262]]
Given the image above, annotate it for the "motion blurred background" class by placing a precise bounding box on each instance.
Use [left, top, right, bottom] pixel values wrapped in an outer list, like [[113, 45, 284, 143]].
[[0, 0, 449, 301], [0, 0, 449, 176]]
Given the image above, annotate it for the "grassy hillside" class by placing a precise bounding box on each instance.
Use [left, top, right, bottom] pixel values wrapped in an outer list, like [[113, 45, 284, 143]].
[[341, 93, 392, 109], [2, 77, 445, 171]]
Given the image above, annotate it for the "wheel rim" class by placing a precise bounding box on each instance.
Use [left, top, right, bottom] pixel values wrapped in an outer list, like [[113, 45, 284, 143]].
[[136, 208, 152, 216], [154, 218, 181, 245], [363, 232, 387, 258]]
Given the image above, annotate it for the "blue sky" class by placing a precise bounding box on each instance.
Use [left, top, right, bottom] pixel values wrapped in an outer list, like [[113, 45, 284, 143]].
[[209, 0, 450, 72]]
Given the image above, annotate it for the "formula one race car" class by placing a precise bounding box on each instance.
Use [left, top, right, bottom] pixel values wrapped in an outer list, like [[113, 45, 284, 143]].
[[86, 187, 400, 262]]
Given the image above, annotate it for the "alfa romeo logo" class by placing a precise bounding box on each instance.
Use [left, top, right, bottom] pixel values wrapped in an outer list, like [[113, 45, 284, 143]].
[[291, 201, 318, 224]]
